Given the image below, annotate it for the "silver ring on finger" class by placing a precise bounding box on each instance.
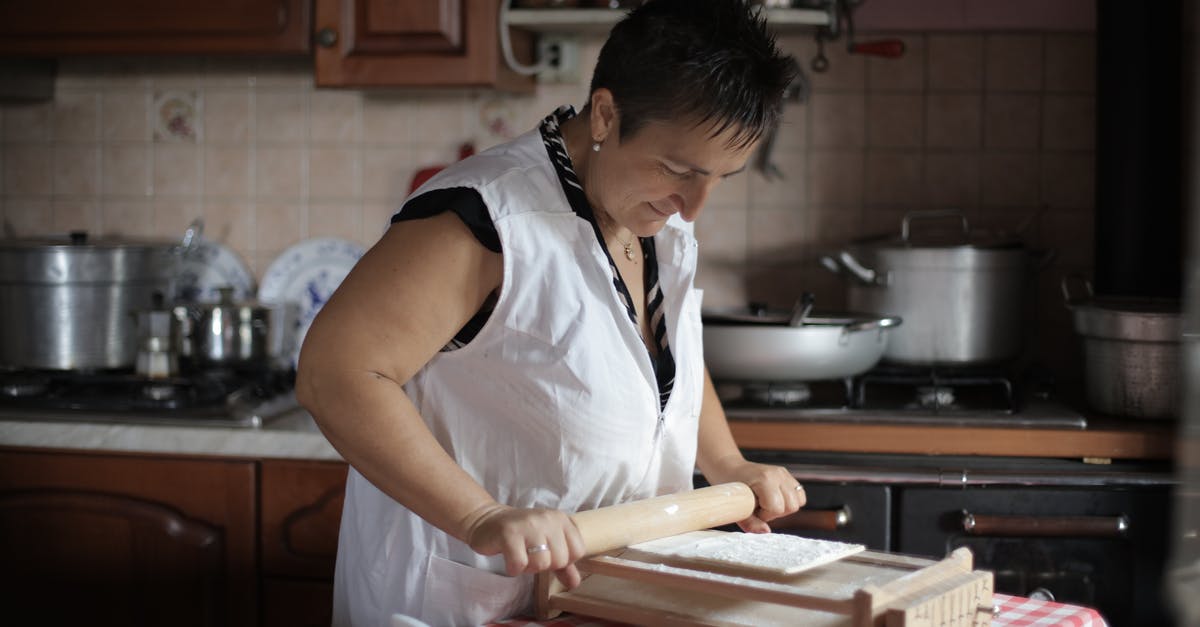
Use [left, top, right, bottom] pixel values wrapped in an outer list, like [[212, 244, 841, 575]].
[[794, 484, 804, 491], [526, 543, 550, 554]]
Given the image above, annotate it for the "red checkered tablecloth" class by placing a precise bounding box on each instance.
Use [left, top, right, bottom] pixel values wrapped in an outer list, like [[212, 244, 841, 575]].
[[492, 593, 1107, 626]]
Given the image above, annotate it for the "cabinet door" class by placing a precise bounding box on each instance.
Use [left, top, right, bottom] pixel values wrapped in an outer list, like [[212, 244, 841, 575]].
[[0, 0, 311, 54], [769, 482, 892, 551], [260, 459, 348, 579], [0, 449, 257, 627], [314, 0, 534, 90]]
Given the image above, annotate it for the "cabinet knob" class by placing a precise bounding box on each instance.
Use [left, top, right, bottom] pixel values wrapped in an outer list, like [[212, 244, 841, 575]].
[[316, 28, 338, 48]]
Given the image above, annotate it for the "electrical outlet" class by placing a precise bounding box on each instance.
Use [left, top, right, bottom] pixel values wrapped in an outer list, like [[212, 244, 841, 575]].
[[537, 35, 581, 84]]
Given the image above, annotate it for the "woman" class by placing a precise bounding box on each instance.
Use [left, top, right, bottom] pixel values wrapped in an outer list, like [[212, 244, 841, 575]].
[[297, 1, 804, 624]]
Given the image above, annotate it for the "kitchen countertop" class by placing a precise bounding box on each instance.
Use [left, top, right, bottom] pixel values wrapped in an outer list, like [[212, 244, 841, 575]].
[[0, 411, 1176, 462]]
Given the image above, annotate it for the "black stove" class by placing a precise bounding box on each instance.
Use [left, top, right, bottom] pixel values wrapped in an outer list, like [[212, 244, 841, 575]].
[[0, 367, 298, 428], [718, 365, 1087, 429]]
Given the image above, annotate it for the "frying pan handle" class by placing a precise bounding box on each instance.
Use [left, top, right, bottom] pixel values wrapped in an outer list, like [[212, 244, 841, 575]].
[[844, 315, 902, 334], [962, 511, 1129, 538], [1060, 274, 1094, 306]]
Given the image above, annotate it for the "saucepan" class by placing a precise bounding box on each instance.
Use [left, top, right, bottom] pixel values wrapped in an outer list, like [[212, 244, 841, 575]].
[[702, 298, 902, 381]]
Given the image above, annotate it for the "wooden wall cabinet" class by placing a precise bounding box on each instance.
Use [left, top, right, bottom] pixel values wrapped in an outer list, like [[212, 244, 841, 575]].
[[314, 0, 534, 90], [0, 450, 258, 627], [0, 0, 312, 54]]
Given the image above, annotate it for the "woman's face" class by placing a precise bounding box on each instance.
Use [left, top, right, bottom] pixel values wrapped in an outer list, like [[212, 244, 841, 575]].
[[586, 110, 759, 238]]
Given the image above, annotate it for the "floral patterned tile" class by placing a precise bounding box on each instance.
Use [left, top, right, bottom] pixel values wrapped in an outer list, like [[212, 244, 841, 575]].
[[153, 90, 202, 143]]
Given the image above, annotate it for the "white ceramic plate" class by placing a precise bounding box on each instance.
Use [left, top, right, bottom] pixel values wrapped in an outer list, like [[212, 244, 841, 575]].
[[259, 238, 366, 366], [176, 238, 256, 303]]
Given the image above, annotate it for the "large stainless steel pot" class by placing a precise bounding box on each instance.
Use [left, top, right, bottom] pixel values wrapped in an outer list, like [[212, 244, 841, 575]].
[[0, 231, 181, 370], [173, 288, 297, 370], [823, 211, 1046, 366], [702, 307, 902, 381], [1064, 278, 1181, 419]]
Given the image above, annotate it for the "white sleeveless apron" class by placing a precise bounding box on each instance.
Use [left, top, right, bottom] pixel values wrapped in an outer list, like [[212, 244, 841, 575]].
[[332, 126, 706, 627]]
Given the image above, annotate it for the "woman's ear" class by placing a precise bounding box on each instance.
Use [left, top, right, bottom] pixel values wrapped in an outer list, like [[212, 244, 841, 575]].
[[588, 88, 617, 144]]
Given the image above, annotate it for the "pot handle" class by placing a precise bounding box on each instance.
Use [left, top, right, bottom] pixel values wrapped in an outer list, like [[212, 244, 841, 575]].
[[1061, 274, 1094, 306], [181, 217, 204, 252], [844, 315, 903, 334], [901, 210, 969, 242], [837, 251, 889, 286]]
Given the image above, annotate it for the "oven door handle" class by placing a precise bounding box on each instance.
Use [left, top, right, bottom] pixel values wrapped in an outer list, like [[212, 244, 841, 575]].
[[769, 505, 852, 531], [961, 511, 1130, 538]]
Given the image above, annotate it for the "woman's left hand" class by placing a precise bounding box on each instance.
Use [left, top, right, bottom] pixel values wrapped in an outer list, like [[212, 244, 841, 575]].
[[704, 458, 805, 533]]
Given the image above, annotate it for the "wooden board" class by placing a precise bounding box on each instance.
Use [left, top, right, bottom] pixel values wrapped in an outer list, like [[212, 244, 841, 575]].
[[630, 530, 866, 576]]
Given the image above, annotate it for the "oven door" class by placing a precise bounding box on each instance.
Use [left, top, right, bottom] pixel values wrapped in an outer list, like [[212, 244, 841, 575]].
[[898, 485, 1172, 627]]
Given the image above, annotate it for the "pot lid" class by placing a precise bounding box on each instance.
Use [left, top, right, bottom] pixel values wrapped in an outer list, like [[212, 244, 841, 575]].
[[857, 211, 1024, 251], [0, 230, 178, 251], [702, 306, 900, 330]]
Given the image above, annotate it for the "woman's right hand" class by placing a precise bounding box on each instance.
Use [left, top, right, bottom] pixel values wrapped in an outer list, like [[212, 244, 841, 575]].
[[463, 504, 587, 589]]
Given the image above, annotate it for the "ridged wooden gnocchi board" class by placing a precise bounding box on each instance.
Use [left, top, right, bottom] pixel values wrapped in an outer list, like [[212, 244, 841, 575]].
[[536, 533, 994, 627], [629, 530, 866, 576]]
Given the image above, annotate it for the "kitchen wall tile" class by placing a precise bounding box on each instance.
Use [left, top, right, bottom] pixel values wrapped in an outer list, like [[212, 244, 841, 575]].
[[145, 57, 206, 89], [362, 96, 415, 145], [744, 261, 828, 310], [1042, 95, 1094, 150], [255, 145, 306, 199], [4, 197, 53, 234], [925, 93, 982, 148], [52, 92, 101, 142], [101, 199, 154, 237], [55, 58, 110, 89], [4, 102, 52, 142], [52, 199, 101, 233], [411, 94, 471, 145], [53, 144, 100, 196], [255, 202, 303, 252], [924, 152, 979, 209], [867, 93, 923, 148], [309, 146, 361, 199], [810, 92, 866, 148], [1045, 34, 1095, 93], [808, 205, 862, 247], [152, 199, 202, 239], [693, 259, 749, 310], [361, 202, 398, 246], [101, 143, 152, 196], [927, 35, 983, 91], [204, 145, 253, 197], [310, 91, 361, 143], [866, 35, 926, 91], [747, 150, 805, 207], [706, 164, 751, 208], [253, 57, 313, 88], [202, 57, 256, 89], [802, 39, 867, 92], [102, 58, 153, 89], [202, 90, 252, 143], [747, 206, 809, 263], [153, 143, 202, 196], [1041, 152, 1093, 209], [694, 202, 747, 264], [984, 93, 1041, 149], [860, 206, 913, 238], [1037, 208, 1094, 267], [979, 152, 1040, 207], [985, 34, 1044, 92], [362, 147, 415, 202], [101, 92, 151, 142], [203, 200, 255, 250], [474, 94, 534, 148], [808, 150, 864, 206], [864, 150, 923, 207], [309, 201, 364, 243], [4, 145, 53, 196], [773, 101, 808, 152], [256, 91, 308, 143]]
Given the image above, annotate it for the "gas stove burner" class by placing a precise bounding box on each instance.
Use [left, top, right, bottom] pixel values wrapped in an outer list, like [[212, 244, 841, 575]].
[[0, 374, 51, 398], [745, 382, 812, 407], [913, 385, 957, 410], [142, 383, 180, 401]]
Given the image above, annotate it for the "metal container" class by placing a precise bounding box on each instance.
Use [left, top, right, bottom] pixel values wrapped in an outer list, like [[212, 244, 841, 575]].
[[823, 211, 1043, 366], [173, 287, 296, 370], [702, 307, 901, 381], [1064, 279, 1181, 419], [0, 231, 180, 370]]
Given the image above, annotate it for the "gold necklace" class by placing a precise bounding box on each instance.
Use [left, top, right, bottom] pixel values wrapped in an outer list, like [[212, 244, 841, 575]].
[[597, 210, 637, 261]]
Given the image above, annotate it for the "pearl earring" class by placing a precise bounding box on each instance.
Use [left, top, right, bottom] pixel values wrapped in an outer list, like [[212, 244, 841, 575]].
[[592, 142, 601, 152]]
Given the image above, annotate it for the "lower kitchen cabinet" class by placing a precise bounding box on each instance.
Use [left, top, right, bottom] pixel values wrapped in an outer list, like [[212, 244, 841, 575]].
[[0, 449, 258, 627], [0, 449, 349, 627], [769, 482, 892, 551], [898, 486, 1173, 627]]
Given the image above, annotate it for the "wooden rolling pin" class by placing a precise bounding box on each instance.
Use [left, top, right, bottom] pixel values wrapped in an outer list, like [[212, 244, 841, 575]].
[[570, 482, 756, 556]]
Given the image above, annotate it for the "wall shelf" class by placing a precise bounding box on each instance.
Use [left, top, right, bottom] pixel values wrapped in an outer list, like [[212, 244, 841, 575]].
[[506, 7, 830, 35]]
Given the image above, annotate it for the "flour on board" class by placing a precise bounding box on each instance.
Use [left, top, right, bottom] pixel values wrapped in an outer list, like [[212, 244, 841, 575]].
[[631, 530, 866, 575]]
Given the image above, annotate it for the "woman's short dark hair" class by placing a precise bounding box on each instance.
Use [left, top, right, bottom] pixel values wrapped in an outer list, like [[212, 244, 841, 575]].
[[589, 0, 796, 150]]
